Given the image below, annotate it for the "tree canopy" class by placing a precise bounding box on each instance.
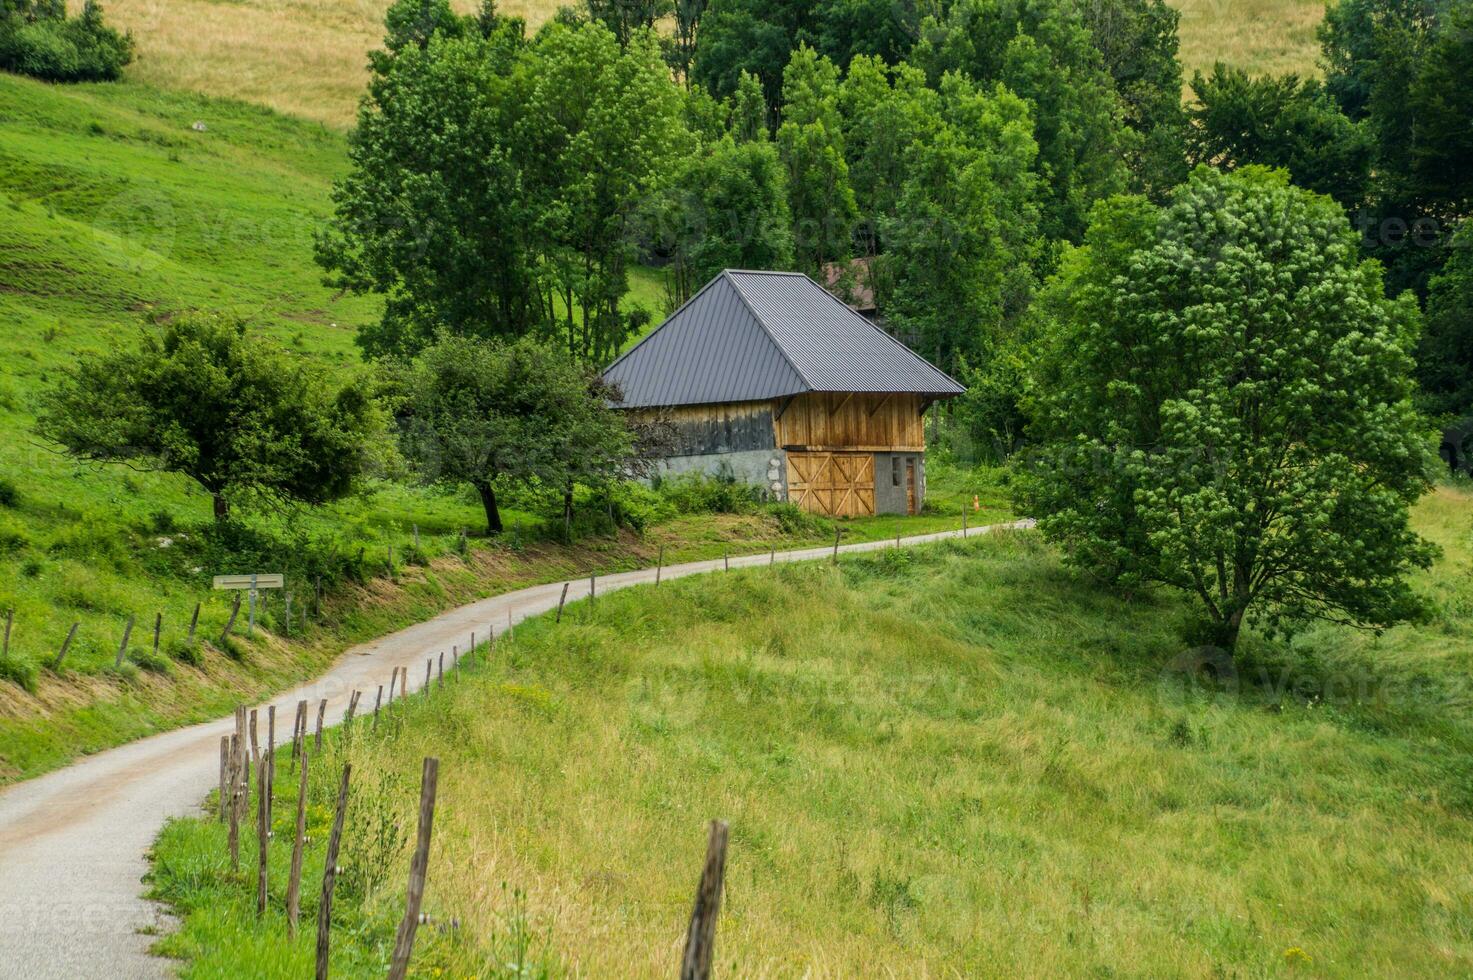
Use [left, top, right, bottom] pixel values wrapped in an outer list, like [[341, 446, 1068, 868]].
[[1021, 168, 1435, 653], [395, 335, 637, 534], [35, 316, 385, 521]]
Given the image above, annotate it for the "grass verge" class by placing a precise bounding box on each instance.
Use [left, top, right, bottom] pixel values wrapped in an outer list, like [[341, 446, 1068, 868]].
[[148, 487, 1473, 977]]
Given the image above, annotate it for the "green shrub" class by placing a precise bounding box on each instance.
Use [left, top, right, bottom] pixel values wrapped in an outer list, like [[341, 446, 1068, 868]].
[[655, 468, 762, 515], [128, 646, 172, 675], [219, 634, 250, 661], [0, 478, 18, 508], [0, 653, 37, 693], [767, 502, 827, 537], [0, 1, 134, 83], [167, 635, 202, 667]]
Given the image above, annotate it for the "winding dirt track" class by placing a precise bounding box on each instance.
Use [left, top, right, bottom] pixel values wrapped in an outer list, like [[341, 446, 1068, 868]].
[[0, 522, 1028, 978]]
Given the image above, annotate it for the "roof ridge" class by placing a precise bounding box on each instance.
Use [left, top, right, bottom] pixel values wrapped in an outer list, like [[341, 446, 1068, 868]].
[[798, 271, 959, 384], [720, 270, 816, 391]]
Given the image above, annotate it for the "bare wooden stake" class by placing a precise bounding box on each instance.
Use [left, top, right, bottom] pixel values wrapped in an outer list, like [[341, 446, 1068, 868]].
[[723, 550, 729, 572], [962, 508, 968, 538], [679, 819, 731, 980], [314, 699, 326, 752], [424, 659, 432, 693], [770, 547, 776, 566], [291, 699, 307, 771], [387, 757, 440, 980], [388, 667, 398, 704], [590, 573, 596, 602], [52, 622, 79, 671], [228, 722, 241, 869], [556, 582, 570, 623], [437, 651, 444, 686], [833, 526, 841, 562], [345, 690, 360, 728], [114, 615, 135, 670], [3, 607, 12, 658], [220, 593, 242, 645], [218, 736, 229, 822], [315, 763, 352, 980], [266, 705, 276, 823], [152, 612, 162, 657], [187, 601, 201, 642], [287, 745, 309, 939], [657, 545, 665, 586], [373, 685, 383, 725], [256, 744, 268, 916]]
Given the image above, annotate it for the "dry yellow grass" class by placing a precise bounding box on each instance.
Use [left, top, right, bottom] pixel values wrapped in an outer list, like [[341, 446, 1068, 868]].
[[87, 0, 562, 126], [82, 0, 1324, 127], [1172, 0, 1326, 82]]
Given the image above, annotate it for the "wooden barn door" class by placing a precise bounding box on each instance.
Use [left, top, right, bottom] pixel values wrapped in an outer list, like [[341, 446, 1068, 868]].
[[786, 452, 875, 517]]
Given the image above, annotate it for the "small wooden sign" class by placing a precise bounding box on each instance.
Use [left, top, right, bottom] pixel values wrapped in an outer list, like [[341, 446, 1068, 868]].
[[213, 573, 285, 590]]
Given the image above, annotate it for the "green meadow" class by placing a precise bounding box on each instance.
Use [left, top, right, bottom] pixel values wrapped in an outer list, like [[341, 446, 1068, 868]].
[[149, 487, 1473, 977]]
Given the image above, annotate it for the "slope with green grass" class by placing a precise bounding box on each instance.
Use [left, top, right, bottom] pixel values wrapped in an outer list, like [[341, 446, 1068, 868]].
[[0, 71, 1008, 782], [149, 487, 1473, 977]]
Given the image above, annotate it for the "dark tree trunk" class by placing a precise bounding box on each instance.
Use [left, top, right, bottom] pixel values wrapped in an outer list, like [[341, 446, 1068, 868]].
[[562, 483, 574, 543], [213, 494, 229, 522], [474, 482, 502, 535]]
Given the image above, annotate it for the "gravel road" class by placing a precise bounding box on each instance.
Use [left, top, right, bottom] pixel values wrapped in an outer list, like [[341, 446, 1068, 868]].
[[0, 522, 1028, 978]]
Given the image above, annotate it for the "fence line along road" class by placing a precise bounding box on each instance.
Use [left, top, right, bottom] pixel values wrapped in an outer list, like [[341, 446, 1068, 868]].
[[0, 520, 1030, 980]]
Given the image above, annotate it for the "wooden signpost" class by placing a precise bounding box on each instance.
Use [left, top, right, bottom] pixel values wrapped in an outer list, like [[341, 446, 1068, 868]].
[[212, 573, 285, 637]]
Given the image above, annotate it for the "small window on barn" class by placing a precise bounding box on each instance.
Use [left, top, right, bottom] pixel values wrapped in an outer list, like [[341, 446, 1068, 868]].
[[892, 456, 901, 487]]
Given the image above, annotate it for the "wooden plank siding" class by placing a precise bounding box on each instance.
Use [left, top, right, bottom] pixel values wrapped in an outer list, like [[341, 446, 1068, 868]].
[[773, 392, 925, 452]]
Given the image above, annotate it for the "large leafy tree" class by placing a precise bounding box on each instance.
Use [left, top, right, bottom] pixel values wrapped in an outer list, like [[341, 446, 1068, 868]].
[[776, 45, 858, 273], [396, 336, 636, 534], [1071, 0, 1187, 197], [316, 7, 535, 359], [1021, 167, 1435, 653], [655, 136, 795, 305], [881, 74, 1041, 375], [512, 21, 691, 365], [913, 0, 1130, 243], [1186, 65, 1373, 208], [36, 316, 385, 522], [318, 3, 687, 365]]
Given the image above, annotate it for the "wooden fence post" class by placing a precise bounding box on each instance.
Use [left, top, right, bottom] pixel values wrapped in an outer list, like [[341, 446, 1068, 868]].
[[424, 659, 432, 693], [770, 547, 775, 566], [287, 746, 309, 939], [256, 742, 268, 916], [962, 508, 968, 538], [114, 615, 135, 669], [52, 622, 79, 671], [345, 690, 360, 728], [679, 819, 731, 980], [723, 550, 729, 572], [315, 764, 352, 980], [437, 651, 444, 686], [291, 699, 306, 771], [833, 527, 841, 562], [3, 607, 11, 658], [590, 573, 596, 602], [387, 758, 440, 980], [249, 708, 259, 760], [657, 545, 665, 586], [220, 593, 242, 645], [266, 704, 275, 822], [388, 668, 398, 705], [284, 593, 292, 638], [373, 685, 383, 726], [556, 582, 570, 623], [218, 736, 229, 822], [187, 602, 201, 642], [314, 699, 326, 752], [153, 612, 162, 657]]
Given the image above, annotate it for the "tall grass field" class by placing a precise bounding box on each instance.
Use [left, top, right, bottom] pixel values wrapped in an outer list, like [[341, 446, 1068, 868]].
[[149, 488, 1473, 977], [86, 0, 1325, 128]]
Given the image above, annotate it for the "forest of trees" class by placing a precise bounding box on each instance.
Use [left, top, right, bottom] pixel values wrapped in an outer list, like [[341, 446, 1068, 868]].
[[319, 0, 1469, 438]]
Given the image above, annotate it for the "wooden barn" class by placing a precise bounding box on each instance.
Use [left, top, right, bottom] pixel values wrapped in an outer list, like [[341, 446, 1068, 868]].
[[602, 270, 963, 517]]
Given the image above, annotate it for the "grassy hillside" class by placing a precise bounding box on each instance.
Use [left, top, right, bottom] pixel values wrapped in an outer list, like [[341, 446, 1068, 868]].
[[0, 71, 1005, 781], [87, 0, 1322, 128], [149, 488, 1473, 977]]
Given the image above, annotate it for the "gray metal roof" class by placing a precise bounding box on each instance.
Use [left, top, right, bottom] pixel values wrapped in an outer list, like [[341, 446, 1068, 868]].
[[603, 270, 964, 409]]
